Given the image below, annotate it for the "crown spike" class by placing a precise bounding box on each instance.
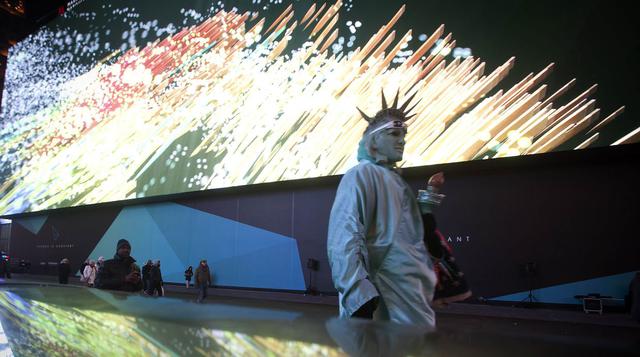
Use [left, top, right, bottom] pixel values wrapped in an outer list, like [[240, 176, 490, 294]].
[[399, 91, 418, 113], [405, 98, 422, 116], [357, 107, 373, 122], [381, 89, 388, 110], [392, 89, 400, 108]]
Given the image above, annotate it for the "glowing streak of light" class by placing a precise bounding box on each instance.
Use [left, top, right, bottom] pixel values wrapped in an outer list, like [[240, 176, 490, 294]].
[[0, 2, 633, 215], [612, 126, 640, 146]]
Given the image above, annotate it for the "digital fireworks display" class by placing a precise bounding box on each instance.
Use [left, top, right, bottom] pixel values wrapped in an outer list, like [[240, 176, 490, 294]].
[[1, 0, 638, 215]]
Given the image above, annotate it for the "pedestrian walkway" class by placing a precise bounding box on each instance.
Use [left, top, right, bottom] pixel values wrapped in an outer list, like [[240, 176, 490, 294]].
[[4, 274, 639, 330], [5, 273, 338, 306]]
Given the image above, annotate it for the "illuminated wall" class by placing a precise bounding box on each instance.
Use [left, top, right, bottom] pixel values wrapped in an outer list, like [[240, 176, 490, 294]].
[[1, 0, 638, 215]]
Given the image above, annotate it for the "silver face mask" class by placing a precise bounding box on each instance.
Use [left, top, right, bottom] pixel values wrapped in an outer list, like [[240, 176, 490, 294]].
[[370, 125, 407, 164]]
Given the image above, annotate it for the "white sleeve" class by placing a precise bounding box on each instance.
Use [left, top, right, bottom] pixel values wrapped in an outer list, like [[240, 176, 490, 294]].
[[327, 167, 379, 316]]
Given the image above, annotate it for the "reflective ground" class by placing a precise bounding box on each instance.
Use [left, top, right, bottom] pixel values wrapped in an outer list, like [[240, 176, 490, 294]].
[[0, 283, 638, 356]]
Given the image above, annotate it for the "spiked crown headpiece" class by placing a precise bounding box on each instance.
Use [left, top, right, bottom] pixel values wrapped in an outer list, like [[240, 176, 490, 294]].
[[357, 89, 420, 136]]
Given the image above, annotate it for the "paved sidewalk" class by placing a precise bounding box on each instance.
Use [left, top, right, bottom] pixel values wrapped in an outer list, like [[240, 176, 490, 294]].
[[5, 274, 638, 329], [4, 273, 339, 306]]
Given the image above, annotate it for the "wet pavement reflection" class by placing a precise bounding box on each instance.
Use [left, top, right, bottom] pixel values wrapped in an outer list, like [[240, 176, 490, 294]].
[[0, 283, 636, 356]]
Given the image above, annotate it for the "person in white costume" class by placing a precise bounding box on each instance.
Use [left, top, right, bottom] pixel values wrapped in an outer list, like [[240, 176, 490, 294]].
[[327, 90, 437, 327]]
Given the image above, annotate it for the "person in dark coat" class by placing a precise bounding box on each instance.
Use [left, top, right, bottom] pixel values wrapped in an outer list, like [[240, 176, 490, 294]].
[[147, 260, 163, 296], [195, 260, 212, 303], [0, 252, 11, 279], [142, 260, 153, 292], [185, 266, 193, 288], [93, 256, 105, 287], [96, 239, 142, 292], [80, 259, 89, 276], [58, 258, 71, 284]]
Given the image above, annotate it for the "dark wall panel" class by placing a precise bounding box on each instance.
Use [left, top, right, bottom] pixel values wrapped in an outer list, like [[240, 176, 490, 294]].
[[292, 187, 338, 293], [10, 205, 122, 275], [238, 191, 293, 238]]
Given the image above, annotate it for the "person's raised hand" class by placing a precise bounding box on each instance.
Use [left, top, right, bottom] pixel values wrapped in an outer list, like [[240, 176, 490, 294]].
[[125, 271, 140, 284]]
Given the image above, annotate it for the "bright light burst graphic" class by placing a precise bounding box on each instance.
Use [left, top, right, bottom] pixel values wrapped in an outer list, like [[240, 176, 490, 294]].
[[0, 1, 637, 215]]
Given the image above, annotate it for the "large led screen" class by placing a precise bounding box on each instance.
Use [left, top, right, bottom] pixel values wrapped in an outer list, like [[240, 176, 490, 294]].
[[1, 0, 638, 215]]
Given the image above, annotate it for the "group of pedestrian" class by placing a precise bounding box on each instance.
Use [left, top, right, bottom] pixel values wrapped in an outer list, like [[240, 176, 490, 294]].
[[57, 256, 103, 286], [77, 257, 105, 287], [55, 239, 214, 303], [142, 259, 164, 296]]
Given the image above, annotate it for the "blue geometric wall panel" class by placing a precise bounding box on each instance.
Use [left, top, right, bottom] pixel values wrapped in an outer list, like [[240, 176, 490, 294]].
[[85, 202, 305, 290], [84, 205, 183, 281], [490, 271, 637, 304], [14, 215, 48, 235]]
